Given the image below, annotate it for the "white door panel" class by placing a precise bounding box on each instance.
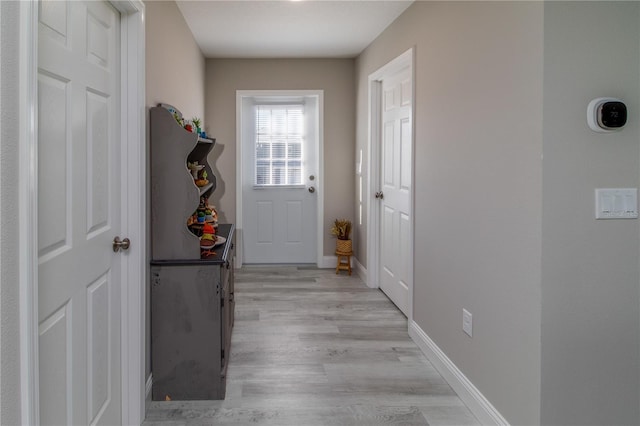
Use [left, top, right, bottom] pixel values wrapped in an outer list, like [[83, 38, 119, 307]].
[[379, 66, 412, 316], [286, 200, 303, 242], [256, 201, 274, 243], [38, 1, 121, 424], [37, 72, 71, 262], [38, 304, 71, 425], [246, 188, 316, 263], [400, 118, 412, 191], [383, 124, 395, 186], [399, 212, 411, 284]]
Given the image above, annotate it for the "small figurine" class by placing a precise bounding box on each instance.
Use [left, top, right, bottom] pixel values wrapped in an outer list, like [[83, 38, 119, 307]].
[[192, 117, 202, 134], [200, 223, 216, 246], [200, 223, 217, 258], [195, 169, 209, 187], [188, 162, 204, 179]]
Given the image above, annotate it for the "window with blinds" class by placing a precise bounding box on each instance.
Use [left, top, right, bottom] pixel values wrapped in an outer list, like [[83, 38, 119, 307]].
[[255, 104, 304, 186]]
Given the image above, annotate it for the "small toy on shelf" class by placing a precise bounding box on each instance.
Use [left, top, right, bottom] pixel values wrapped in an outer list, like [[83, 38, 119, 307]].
[[173, 112, 184, 127], [195, 170, 209, 187], [187, 161, 205, 179], [200, 223, 216, 247], [187, 196, 219, 238], [159, 103, 178, 116], [192, 117, 202, 135], [200, 223, 217, 258]]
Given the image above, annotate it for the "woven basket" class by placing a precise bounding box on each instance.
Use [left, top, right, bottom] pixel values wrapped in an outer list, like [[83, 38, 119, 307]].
[[336, 239, 353, 254]]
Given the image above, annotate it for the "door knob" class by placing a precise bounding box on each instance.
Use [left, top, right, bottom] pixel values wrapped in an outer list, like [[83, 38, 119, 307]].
[[113, 236, 131, 252], [308, 186, 316, 193]]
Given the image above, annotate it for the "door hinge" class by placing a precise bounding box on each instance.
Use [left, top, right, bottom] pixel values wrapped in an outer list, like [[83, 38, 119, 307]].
[[221, 349, 225, 359]]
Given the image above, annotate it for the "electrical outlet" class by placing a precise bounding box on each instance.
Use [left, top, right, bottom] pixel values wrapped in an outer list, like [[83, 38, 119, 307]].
[[463, 309, 473, 337]]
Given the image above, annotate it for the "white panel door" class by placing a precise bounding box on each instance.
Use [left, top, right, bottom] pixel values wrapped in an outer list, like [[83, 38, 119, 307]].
[[242, 96, 318, 264], [38, 1, 122, 424], [378, 66, 412, 316]]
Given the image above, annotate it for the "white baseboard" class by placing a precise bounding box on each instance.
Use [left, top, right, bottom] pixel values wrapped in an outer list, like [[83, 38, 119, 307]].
[[320, 255, 335, 269], [353, 257, 367, 283], [144, 373, 153, 413], [322, 255, 368, 284], [408, 321, 509, 426], [320, 254, 357, 269]]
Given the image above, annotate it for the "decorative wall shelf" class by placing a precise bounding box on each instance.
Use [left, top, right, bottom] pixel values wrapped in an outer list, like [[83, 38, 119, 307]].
[[150, 105, 217, 260]]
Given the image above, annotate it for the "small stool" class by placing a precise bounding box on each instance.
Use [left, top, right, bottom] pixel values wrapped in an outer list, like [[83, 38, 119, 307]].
[[335, 251, 353, 275]]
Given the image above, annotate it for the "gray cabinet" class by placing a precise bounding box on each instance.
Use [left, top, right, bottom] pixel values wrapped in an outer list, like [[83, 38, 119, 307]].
[[150, 105, 234, 400], [150, 225, 235, 401]]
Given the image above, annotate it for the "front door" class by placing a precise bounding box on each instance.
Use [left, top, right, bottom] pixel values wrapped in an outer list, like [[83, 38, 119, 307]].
[[378, 65, 412, 316], [37, 1, 122, 424], [241, 94, 320, 264]]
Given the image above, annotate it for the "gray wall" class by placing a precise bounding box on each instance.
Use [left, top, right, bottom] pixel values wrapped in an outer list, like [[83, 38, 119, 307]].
[[540, 2, 640, 425], [144, 0, 206, 382], [145, 0, 206, 120], [204, 58, 356, 257], [0, 1, 22, 424], [356, 2, 544, 424], [357, 1, 640, 424]]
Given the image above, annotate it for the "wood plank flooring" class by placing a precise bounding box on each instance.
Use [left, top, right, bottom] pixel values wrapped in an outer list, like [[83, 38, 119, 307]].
[[143, 266, 479, 426]]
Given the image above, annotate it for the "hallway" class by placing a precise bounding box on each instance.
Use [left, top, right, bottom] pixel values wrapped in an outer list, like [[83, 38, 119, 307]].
[[143, 266, 478, 425]]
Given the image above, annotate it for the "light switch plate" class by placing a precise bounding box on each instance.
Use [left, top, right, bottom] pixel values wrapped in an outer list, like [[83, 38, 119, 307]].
[[595, 188, 638, 219]]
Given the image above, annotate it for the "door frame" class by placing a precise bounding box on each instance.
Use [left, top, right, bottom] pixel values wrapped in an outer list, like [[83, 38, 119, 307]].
[[366, 48, 415, 320], [236, 90, 324, 268], [18, 1, 146, 424]]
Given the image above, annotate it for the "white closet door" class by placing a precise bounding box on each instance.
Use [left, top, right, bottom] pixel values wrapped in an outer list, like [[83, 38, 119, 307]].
[[38, 1, 122, 424]]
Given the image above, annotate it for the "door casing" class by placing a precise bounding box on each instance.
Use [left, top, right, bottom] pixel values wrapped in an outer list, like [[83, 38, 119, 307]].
[[236, 90, 324, 268], [18, 1, 146, 424], [367, 48, 415, 321]]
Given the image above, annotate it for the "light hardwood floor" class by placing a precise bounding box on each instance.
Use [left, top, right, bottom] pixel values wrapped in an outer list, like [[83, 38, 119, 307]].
[[143, 266, 479, 426]]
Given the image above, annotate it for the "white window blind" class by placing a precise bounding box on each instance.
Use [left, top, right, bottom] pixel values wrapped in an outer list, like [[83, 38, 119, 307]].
[[254, 104, 304, 186]]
